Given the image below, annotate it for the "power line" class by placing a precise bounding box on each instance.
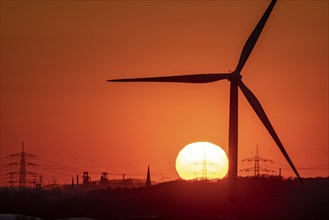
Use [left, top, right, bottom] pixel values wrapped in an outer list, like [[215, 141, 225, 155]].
[[261, 147, 328, 156]]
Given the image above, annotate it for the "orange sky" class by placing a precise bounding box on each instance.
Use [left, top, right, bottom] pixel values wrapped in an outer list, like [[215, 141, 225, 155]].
[[1, 1, 328, 185]]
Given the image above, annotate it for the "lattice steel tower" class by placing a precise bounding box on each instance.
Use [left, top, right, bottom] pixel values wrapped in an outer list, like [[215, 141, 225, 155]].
[[19, 142, 27, 191], [202, 149, 208, 179], [239, 145, 275, 176], [6, 142, 39, 191]]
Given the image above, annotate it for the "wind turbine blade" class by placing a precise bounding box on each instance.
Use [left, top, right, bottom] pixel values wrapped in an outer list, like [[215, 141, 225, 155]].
[[235, 0, 277, 73], [238, 80, 304, 185], [108, 73, 231, 84]]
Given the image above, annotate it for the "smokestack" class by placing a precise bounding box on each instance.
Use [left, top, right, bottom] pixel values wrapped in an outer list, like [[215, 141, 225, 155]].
[[76, 174, 79, 187]]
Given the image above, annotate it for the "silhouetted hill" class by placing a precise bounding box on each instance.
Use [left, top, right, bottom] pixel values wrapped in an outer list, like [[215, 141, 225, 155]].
[[0, 177, 328, 220]]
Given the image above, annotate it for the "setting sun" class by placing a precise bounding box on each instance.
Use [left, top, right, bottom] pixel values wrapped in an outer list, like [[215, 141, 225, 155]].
[[175, 142, 228, 180]]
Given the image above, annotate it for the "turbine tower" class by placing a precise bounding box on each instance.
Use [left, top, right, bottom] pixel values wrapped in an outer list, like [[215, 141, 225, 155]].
[[108, 0, 302, 216]]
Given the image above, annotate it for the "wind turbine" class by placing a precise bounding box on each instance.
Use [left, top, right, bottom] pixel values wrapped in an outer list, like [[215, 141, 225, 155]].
[[108, 0, 303, 200]]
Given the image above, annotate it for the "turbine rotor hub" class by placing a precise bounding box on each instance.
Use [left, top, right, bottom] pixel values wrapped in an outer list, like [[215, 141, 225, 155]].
[[229, 72, 242, 81]]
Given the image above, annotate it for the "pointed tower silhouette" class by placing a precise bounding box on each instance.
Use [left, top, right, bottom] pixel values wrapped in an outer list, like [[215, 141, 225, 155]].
[[145, 165, 151, 187]]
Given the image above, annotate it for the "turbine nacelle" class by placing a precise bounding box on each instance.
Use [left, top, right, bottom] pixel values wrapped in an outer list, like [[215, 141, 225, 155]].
[[229, 71, 242, 82]]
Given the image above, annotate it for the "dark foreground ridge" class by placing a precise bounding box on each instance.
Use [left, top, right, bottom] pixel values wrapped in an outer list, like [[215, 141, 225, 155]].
[[0, 177, 328, 220]]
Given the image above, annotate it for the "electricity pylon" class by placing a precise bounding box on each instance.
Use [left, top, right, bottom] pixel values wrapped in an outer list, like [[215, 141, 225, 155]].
[[239, 145, 275, 176], [6, 142, 39, 191]]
